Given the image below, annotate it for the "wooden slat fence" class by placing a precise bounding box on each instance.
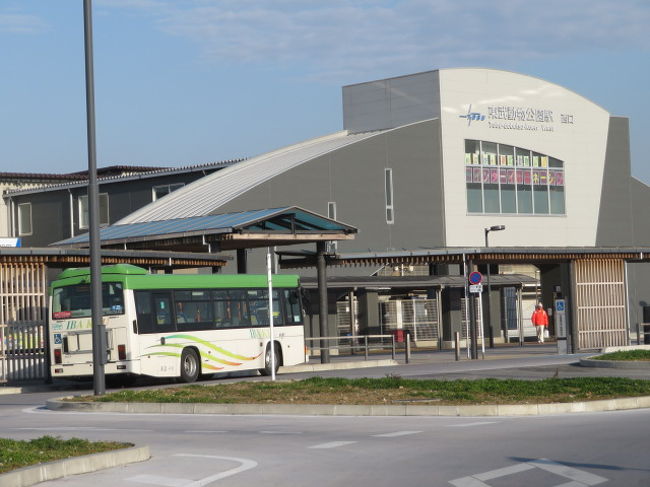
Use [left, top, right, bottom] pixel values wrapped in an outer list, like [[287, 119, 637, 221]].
[[0, 263, 48, 383], [574, 259, 628, 350], [0, 322, 47, 383]]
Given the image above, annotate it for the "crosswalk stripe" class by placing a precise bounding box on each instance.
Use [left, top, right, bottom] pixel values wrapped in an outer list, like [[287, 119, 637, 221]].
[[309, 441, 356, 449], [373, 430, 422, 437]]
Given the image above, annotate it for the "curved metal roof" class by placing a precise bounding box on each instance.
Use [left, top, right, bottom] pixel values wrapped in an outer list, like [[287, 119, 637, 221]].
[[54, 206, 357, 251], [118, 130, 385, 224]]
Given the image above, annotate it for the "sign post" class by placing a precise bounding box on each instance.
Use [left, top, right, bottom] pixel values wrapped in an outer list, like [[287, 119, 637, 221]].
[[555, 299, 567, 354], [468, 271, 483, 359]]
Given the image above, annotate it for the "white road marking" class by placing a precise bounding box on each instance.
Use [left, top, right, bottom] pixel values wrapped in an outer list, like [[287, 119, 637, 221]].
[[15, 427, 151, 432], [449, 458, 608, 486], [449, 477, 492, 487], [259, 430, 303, 435], [473, 463, 534, 481], [127, 474, 189, 486], [174, 454, 258, 486], [372, 430, 422, 438], [447, 422, 498, 428], [528, 458, 608, 485], [185, 430, 228, 434], [309, 441, 357, 449]]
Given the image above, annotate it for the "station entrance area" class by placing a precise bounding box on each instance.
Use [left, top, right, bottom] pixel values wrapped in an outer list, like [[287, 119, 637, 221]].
[[284, 248, 646, 353]]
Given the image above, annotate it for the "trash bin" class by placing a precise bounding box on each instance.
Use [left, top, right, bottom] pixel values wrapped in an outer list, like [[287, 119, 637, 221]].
[[392, 329, 404, 343]]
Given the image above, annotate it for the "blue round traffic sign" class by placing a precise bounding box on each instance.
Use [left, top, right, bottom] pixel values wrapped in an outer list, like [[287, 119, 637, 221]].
[[468, 271, 482, 285]]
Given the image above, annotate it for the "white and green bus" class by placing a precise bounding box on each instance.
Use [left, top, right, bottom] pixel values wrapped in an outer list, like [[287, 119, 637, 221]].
[[49, 264, 306, 382]]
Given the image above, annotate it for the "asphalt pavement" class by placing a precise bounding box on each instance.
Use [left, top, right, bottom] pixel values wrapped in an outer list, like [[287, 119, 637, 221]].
[[3, 342, 650, 487]]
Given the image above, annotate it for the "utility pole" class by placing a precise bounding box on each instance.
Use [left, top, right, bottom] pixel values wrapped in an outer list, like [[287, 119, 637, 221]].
[[83, 0, 105, 395]]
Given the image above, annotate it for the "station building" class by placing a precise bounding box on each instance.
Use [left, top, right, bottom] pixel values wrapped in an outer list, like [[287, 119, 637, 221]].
[[36, 69, 650, 351]]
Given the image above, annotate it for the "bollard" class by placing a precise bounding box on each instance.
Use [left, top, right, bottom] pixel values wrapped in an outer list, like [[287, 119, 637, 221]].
[[391, 335, 396, 360], [364, 335, 369, 360], [405, 334, 411, 364], [455, 331, 460, 361]]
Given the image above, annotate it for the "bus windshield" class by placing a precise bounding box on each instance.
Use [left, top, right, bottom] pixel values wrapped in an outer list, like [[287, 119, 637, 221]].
[[51, 282, 125, 319]]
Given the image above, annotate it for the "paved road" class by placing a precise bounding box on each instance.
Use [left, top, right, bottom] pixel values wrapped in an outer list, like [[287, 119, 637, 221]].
[[1, 346, 650, 486], [3, 401, 649, 486]]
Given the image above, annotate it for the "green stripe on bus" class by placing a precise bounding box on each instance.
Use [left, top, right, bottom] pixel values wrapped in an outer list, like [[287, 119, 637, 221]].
[[50, 265, 299, 291], [145, 342, 244, 367], [162, 334, 261, 361]]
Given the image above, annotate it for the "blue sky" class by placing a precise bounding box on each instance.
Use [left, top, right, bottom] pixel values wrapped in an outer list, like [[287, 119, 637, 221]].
[[2, 0, 649, 182]]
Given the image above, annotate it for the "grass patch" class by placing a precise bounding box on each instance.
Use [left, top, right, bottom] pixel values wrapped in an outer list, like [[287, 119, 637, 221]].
[[0, 436, 131, 474], [594, 350, 650, 361], [68, 376, 650, 406]]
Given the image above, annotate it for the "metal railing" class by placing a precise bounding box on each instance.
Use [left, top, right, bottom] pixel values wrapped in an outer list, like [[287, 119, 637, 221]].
[[636, 323, 650, 345], [305, 333, 412, 363], [0, 322, 48, 384]]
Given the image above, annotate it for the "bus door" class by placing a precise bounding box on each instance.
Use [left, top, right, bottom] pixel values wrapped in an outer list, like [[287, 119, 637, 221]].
[[134, 290, 177, 377]]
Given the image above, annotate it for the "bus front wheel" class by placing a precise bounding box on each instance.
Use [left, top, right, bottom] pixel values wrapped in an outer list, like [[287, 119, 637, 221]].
[[180, 348, 200, 383], [260, 343, 281, 376]]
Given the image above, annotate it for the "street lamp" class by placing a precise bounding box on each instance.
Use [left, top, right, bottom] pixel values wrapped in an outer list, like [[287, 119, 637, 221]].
[[484, 225, 506, 349]]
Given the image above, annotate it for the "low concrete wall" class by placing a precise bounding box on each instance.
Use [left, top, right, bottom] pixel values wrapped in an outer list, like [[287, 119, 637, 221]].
[[0, 445, 150, 487]]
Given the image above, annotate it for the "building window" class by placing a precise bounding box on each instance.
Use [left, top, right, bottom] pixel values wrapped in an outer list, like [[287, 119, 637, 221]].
[[153, 183, 185, 201], [465, 140, 565, 215], [385, 168, 394, 224], [79, 193, 109, 229], [17, 203, 32, 236]]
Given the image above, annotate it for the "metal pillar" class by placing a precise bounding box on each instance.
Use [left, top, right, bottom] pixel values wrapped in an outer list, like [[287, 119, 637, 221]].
[[317, 242, 330, 363], [84, 0, 105, 395], [468, 258, 478, 359], [237, 249, 247, 274]]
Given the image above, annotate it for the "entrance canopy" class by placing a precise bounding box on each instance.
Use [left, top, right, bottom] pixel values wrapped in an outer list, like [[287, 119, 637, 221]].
[[279, 246, 650, 268], [54, 206, 357, 253]]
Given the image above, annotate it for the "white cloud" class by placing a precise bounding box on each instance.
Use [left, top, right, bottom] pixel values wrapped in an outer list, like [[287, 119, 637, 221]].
[[98, 0, 650, 78], [0, 12, 46, 33]]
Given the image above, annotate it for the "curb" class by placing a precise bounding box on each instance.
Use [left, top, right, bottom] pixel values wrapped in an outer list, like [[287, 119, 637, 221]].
[[580, 357, 650, 369], [0, 445, 150, 487], [0, 360, 397, 396], [46, 395, 650, 417]]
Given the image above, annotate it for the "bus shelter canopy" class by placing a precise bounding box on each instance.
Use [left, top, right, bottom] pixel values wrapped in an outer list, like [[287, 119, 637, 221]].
[[53, 206, 357, 253]]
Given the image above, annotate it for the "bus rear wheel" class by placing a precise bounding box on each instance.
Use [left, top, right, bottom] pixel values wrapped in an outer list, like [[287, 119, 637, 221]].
[[180, 348, 200, 383], [260, 343, 281, 376]]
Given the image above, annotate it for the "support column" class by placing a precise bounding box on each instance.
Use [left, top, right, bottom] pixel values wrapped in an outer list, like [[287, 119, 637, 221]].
[[468, 258, 478, 359], [317, 241, 330, 363], [237, 249, 247, 274]]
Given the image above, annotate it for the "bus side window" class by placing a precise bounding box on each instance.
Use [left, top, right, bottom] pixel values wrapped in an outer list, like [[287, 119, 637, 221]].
[[285, 289, 302, 324], [227, 290, 250, 326], [134, 291, 154, 334], [212, 290, 229, 328], [152, 293, 174, 332], [156, 299, 171, 325]]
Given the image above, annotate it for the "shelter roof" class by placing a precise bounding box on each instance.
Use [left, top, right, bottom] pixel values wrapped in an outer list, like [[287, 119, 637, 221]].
[[0, 247, 230, 269], [300, 273, 537, 290], [53, 206, 357, 252], [279, 247, 650, 268]]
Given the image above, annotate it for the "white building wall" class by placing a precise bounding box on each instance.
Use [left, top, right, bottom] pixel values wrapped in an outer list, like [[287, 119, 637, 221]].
[[0, 182, 47, 238], [438, 68, 610, 247]]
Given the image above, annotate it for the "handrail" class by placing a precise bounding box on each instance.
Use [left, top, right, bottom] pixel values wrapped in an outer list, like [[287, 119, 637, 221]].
[[305, 334, 412, 361]]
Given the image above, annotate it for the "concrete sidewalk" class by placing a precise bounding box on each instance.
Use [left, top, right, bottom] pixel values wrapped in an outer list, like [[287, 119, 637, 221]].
[[282, 343, 650, 381]]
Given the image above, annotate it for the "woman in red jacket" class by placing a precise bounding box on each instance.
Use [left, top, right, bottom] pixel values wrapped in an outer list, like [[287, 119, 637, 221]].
[[531, 303, 549, 343]]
